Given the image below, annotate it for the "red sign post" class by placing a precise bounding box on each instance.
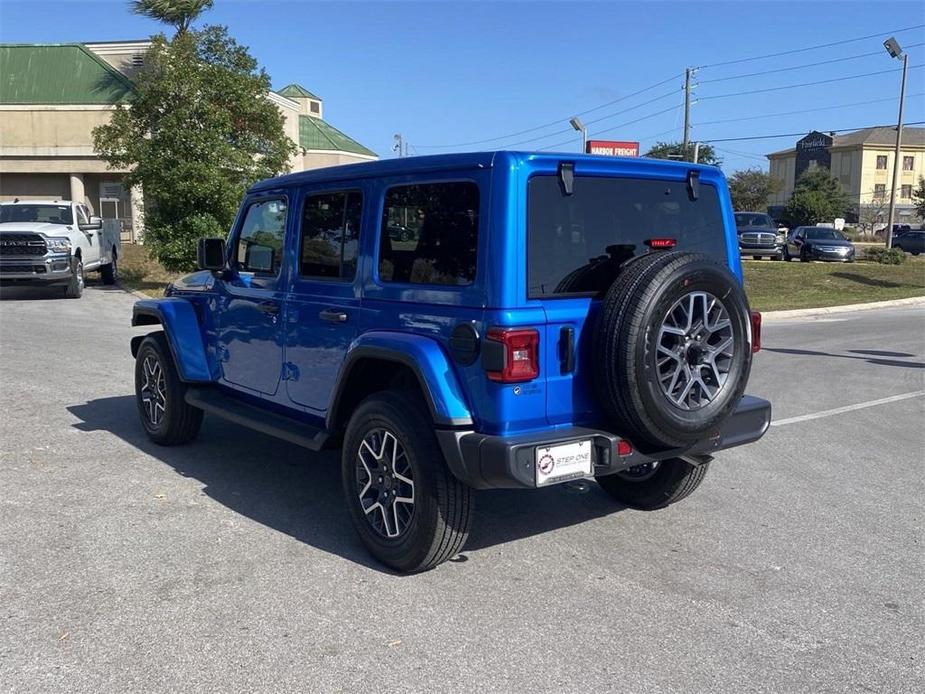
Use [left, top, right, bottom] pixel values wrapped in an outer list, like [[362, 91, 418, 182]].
[[585, 140, 640, 157]]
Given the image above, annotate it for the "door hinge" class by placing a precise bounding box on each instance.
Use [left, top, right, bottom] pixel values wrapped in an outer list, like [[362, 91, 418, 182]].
[[282, 362, 300, 381]]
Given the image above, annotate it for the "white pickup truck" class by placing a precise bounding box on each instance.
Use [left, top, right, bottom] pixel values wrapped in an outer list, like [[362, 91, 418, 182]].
[[0, 200, 121, 298]]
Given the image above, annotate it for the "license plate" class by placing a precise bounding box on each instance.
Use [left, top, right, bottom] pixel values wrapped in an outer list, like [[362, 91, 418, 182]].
[[535, 440, 593, 486]]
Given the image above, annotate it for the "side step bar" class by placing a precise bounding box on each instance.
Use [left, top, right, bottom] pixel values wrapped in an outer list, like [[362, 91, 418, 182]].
[[185, 386, 329, 451]]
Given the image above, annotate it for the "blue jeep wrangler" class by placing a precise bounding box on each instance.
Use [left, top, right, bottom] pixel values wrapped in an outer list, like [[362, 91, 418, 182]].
[[130, 152, 770, 572]]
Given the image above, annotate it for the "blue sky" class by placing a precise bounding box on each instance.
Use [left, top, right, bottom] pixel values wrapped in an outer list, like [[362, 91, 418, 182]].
[[1, 0, 923, 172]]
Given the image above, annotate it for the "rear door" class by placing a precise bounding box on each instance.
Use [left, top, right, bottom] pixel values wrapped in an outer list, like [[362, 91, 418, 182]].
[[526, 173, 729, 426], [284, 188, 364, 412]]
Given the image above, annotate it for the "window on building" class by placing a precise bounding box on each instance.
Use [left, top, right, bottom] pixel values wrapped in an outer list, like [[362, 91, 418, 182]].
[[378, 182, 480, 286], [299, 191, 361, 280], [876, 155, 888, 170], [807, 159, 818, 169], [310, 101, 320, 114], [234, 199, 287, 275], [901, 184, 913, 199], [874, 184, 887, 198], [903, 156, 914, 171]]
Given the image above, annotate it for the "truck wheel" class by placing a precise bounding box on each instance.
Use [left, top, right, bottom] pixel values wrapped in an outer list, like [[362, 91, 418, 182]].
[[595, 252, 753, 449], [100, 251, 118, 285], [134, 331, 203, 445], [782, 247, 791, 261], [341, 392, 472, 573], [752, 255, 761, 261], [596, 458, 709, 510], [63, 258, 84, 299]]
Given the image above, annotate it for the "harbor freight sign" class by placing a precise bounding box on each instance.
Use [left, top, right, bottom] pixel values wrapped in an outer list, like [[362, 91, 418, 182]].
[[586, 140, 639, 157]]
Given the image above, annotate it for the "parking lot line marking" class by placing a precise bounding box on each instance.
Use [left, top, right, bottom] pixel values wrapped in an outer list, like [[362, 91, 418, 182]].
[[771, 390, 925, 427]]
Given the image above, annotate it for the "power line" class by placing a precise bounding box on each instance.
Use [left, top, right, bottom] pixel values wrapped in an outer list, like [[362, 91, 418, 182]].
[[695, 92, 925, 128], [701, 121, 925, 144], [699, 42, 925, 85], [700, 64, 924, 101], [538, 104, 684, 151], [415, 73, 682, 149], [700, 23, 925, 69]]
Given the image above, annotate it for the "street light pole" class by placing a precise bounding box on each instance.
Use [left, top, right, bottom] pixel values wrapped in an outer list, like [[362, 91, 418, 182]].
[[883, 37, 908, 249], [570, 116, 587, 153]]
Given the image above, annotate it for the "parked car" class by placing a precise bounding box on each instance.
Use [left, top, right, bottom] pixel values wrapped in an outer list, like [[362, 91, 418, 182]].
[[0, 199, 120, 298], [734, 211, 783, 260], [386, 224, 416, 243], [893, 230, 924, 255], [783, 226, 855, 262], [129, 152, 771, 572]]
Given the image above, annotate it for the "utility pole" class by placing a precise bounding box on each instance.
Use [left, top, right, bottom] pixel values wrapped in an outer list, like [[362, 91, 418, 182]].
[[885, 50, 908, 249], [682, 67, 692, 161]]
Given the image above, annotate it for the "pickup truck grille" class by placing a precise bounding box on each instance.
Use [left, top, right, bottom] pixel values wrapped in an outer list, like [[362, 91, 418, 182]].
[[739, 232, 776, 247], [0, 263, 46, 274], [0, 233, 47, 257]]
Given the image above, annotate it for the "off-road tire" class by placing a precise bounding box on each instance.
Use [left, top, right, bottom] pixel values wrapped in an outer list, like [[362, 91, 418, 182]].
[[595, 251, 753, 449], [100, 251, 117, 285], [134, 331, 203, 445], [64, 258, 84, 299], [342, 392, 472, 573], [596, 458, 709, 510]]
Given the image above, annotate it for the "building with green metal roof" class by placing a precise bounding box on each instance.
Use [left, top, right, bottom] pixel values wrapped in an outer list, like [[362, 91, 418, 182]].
[[1, 43, 377, 242]]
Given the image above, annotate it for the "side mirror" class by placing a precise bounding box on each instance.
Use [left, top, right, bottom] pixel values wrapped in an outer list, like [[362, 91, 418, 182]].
[[80, 216, 103, 231], [197, 237, 226, 271]]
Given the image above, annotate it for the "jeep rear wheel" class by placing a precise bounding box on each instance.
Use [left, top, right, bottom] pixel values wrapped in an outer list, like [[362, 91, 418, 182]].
[[341, 392, 472, 573], [134, 331, 203, 445], [595, 252, 753, 449], [596, 457, 709, 510]]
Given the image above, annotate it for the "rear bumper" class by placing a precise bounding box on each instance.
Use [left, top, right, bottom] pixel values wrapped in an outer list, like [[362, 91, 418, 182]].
[[436, 395, 772, 490]]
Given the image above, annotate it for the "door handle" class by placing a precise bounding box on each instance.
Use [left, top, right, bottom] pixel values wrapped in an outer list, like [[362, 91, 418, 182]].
[[319, 308, 348, 323]]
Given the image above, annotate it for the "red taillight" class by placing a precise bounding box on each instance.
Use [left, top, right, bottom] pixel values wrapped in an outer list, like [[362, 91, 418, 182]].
[[485, 328, 539, 383], [617, 439, 633, 457], [751, 311, 762, 353], [646, 238, 677, 249]]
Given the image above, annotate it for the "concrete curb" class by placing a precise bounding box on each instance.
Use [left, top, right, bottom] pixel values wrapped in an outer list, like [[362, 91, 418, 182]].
[[115, 282, 155, 301], [762, 295, 925, 321]]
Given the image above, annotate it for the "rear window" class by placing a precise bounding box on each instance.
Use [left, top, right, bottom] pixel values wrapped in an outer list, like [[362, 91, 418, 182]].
[[378, 182, 479, 286], [528, 175, 727, 298]]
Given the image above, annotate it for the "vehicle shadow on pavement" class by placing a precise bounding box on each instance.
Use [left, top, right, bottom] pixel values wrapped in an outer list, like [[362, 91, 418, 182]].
[[763, 347, 924, 370], [66, 396, 625, 571]]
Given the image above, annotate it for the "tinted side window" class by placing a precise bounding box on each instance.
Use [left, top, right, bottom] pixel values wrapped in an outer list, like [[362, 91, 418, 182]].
[[378, 182, 479, 286], [235, 199, 287, 275], [299, 191, 362, 280]]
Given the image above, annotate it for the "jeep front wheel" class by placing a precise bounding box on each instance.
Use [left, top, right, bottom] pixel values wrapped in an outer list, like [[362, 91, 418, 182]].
[[134, 331, 203, 445], [596, 457, 709, 510], [341, 392, 472, 573]]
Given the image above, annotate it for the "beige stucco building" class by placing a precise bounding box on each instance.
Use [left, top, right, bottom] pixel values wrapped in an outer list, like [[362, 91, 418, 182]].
[[0, 40, 377, 242], [767, 127, 925, 227]]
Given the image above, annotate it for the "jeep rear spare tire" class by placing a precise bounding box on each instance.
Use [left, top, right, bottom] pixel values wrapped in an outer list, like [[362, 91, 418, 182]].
[[595, 251, 753, 449]]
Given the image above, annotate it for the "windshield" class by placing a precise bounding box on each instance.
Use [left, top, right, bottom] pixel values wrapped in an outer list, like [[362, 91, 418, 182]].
[[805, 228, 845, 241], [528, 175, 727, 298], [0, 204, 73, 225], [734, 213, 774, 228]]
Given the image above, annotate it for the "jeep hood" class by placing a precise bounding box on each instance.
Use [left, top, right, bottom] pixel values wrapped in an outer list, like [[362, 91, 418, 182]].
[[0, 221, 75, 237]]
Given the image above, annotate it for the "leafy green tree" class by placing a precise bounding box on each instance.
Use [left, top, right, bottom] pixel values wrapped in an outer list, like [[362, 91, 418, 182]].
[[727, 168, 783, 211], [644, 141, 721, 166], [784, 167, 849, 227], [913, 176, 925, 222], [94, 8, 296, 271], [132, 0, 214, 33]]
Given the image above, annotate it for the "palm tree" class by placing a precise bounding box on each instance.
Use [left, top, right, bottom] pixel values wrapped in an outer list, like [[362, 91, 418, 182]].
[[132, 0, 214, 33]]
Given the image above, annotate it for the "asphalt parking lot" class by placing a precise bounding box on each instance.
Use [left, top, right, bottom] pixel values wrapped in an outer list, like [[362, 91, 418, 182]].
[[1, 283, 922, 693]]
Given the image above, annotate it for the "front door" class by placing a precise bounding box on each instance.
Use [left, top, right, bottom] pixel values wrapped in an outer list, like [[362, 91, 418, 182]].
[[285, 189, 363, 411], [217, 196, 289, 395]]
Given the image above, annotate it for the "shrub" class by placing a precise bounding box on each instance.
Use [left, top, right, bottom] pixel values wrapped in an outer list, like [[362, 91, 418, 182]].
[[863, 247, 906, 265]]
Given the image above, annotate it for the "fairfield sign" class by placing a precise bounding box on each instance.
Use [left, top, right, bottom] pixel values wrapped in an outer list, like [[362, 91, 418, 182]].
[[586, 140, 640, 157]]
